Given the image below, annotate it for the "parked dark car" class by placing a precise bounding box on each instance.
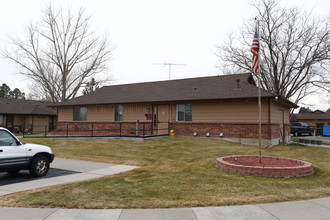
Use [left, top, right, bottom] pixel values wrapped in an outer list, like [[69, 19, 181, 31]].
[[290, 122, 314, 136]]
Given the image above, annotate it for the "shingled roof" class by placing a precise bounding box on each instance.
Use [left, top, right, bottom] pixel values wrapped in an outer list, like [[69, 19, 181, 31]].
[[0, 98, 56, 116], [294, 113, 330, 120], [53, 73, 297, 107]]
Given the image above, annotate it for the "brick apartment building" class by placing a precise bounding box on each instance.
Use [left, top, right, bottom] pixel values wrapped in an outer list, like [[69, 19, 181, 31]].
[[52, 73, 297, 146]]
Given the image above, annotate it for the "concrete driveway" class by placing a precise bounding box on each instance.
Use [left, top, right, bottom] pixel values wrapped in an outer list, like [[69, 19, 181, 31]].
[[0, 158, 139, 196], [0, 168, 78, 186]]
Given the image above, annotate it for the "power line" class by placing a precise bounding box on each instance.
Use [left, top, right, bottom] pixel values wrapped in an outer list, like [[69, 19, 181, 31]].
[[153, 62, 187, 80]]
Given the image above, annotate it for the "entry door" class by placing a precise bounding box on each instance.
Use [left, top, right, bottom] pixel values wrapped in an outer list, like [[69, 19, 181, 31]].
[[157, 105, 169, 135], [49, 117, 55, 132], [152, 105, 158, 134], [6, 115, 14, 132]]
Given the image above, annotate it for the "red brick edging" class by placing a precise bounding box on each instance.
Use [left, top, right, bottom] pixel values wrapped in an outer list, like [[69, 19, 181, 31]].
[[215, 155, 313, 178]]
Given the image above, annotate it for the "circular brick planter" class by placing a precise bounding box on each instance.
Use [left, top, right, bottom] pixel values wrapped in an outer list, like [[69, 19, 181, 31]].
[[215, 155, 313, 178]]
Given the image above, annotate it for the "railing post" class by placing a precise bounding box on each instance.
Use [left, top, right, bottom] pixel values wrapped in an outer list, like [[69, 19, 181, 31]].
[[136, 120, 139, 136], [91, 123, 94, 137], [143, 122, 145, 137]]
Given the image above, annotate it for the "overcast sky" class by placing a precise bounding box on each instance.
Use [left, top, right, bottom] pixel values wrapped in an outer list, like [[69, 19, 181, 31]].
[[0, 0, 329, 110]]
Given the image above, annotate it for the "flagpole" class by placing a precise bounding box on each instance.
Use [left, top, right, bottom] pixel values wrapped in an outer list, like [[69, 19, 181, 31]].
[[258, 67, 262, 163], [256, 18, 262, 164], [251, 17, 262, 163]]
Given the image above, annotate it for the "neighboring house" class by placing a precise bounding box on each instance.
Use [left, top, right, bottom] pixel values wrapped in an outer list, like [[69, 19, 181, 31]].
[[0, 98, 57, 133], [52, 73, 297, 146], [291, 110, 330, 135]]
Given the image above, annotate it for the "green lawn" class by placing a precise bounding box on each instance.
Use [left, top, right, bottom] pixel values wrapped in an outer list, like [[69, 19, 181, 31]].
[[1, 136, 330, 209]]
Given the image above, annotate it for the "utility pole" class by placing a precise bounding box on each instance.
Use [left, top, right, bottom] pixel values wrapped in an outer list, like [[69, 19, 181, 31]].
[[154, 62, 187, 80]]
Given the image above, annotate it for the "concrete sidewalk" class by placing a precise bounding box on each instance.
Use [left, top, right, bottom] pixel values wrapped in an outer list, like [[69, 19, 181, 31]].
[[0, 197, 330, 219]]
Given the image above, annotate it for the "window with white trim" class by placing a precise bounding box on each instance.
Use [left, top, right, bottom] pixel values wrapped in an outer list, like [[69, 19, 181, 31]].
[[177, 104, 192, 122], [73, 107, 88, 121]]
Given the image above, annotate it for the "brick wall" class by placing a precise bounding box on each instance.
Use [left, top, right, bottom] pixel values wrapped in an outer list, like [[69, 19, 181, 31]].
[[53, 121, 289, 142], [216, 156, 313, 178], [169, 122, 286, 140]]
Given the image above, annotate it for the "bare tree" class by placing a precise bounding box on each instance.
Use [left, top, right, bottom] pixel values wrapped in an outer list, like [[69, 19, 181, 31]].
[[216, 0, 330, 104], [83, 78, 99, 95], [3, 4, 111, 102]]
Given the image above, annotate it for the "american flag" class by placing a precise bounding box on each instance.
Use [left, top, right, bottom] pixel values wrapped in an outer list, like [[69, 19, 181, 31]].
[[250, 27, 259, 75]]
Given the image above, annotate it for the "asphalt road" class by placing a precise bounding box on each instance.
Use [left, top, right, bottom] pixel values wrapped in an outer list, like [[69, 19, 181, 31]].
[[0, 168, 79, 186]]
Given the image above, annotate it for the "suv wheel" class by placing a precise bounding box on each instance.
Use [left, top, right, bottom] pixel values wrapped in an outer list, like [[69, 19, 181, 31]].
[[29, 155, 50, 177]]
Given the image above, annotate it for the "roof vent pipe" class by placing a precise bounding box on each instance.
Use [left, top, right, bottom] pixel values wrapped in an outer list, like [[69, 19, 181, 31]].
[[236, 78, 240, 89]]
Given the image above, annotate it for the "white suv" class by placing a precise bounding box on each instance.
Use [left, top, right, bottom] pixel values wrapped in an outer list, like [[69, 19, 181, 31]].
[[0, 128, 55, 177]]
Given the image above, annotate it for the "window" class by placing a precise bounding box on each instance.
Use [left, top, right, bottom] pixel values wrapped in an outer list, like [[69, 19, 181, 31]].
[[0, 130, 18, 146], [114, 105, 123, 122], [73, 107, 88, 121], [177, 104, 192, 122]]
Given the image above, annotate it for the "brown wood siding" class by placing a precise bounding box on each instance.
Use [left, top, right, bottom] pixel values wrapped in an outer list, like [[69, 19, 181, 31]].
[[121, 104, 152, 122], [88, 105, 114, 122], [58, 104, 154, 122], [57, 99, 291, 124], [33, 115, 50, 132], [58, 107, 73, 121], [23, 115, 33, 126], [191, 100, 269, 123], [13, 115, 25, 126], [169, 104, 177, 122], [270, 101, 290, 124]]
